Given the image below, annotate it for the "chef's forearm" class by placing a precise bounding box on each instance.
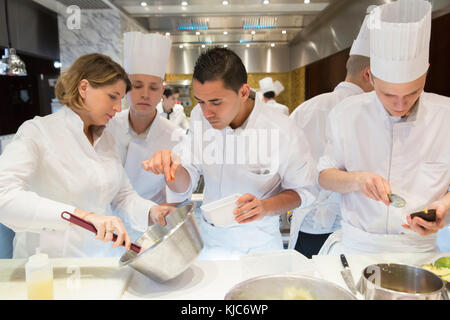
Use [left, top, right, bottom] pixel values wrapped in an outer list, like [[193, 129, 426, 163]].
[[262, 190, 301, 216], [318, 168, 360, 193], [439, 191, 450, 211], [166, 165, 191, 193]]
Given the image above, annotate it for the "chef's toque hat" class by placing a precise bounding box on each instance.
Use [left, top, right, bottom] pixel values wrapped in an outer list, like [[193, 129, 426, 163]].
[[349, 5, 376, 57], [274, 80, 285, 96], [259, 77, 275, 94], [123, 32, 172, 79], [369, 0, 431, 83]]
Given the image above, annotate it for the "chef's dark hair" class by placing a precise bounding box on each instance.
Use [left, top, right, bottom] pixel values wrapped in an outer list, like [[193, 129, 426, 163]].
[[263, 91, 275, 99], [163, 86, 179, 98], [193, 47, 247, 93]]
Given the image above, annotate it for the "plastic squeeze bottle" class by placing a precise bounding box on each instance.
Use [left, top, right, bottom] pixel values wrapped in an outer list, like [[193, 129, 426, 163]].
[[25, 249, 54, 300]]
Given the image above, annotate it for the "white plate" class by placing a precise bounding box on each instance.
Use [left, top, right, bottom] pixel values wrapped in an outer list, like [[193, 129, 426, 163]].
[[200, 194, 241, 226]]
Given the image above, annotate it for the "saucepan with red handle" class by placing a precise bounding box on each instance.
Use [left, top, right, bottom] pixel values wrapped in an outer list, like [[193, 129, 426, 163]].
[[61, 202, 203, 283]]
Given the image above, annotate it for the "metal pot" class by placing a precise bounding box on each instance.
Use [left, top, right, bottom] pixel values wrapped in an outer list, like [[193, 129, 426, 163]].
[[225, 274, 357, 300], [357, 263, 449, 300], [119, 202, 203, 283]]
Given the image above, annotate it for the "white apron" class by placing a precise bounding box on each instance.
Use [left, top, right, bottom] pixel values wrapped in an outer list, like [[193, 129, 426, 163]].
[[319, 221, 438, 255]]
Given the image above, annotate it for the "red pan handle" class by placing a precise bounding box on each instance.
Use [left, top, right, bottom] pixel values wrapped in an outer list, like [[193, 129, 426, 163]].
[[61, 211, 141, 253]]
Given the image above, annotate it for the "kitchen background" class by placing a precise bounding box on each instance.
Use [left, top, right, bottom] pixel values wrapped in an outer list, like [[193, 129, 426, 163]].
[[1, 0, 449, 257]]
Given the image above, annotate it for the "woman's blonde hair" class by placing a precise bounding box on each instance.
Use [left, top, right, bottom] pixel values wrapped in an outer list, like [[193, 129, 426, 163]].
[[55, 53, 131, 110]]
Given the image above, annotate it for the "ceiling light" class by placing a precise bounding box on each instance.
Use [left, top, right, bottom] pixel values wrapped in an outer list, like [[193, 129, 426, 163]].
[[223, 31, 228, 35], [263, 0, 269, 4], [282, 30, 287, 34], [251, 30, 256, 35], [140, 1, 148, 7], [222, 0, 229, 5], [165, 32, 170, 36], [271, 43, 275, 47], [304, 0, 310, 3], [181, 1, 188, 5]]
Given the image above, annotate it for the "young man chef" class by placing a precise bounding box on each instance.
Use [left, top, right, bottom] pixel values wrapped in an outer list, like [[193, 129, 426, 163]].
[[143, 47, 317, 259], [258, 77, 289, 116], [317, 0, 450, 255], [107, 32, 185, 239], [288, 7, 374, 258]]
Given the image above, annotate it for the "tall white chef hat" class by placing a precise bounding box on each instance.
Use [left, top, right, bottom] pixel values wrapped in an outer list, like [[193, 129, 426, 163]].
[[259, 77, 275, 94], [123, 32, 172, 79], [349, 5, 376, 57], [274, 80, 285, 96], [369, 0, 431, 83]]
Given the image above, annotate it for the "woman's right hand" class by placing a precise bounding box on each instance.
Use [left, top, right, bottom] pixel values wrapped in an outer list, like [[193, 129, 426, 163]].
[[74, 209, 132, 251]]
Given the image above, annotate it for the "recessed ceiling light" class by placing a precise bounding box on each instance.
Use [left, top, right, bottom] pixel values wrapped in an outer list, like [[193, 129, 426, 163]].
[[251, 30, 256, 35], [271, 43, 275, 47], [263, 0, 269, 4], [196, 31, 200, 35], [140, 1, 148, 7], [179, 44, 184, 48], [223, 31, 228, 35], [181, 1, 188, 6], [246, 44, 250, 48], [222, 0, 229, 5], [165, 32, 170, 36], [282, 30, 287, 34]]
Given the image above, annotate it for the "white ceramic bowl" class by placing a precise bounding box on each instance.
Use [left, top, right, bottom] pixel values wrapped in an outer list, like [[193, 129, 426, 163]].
[[200, 194, 241, 226]]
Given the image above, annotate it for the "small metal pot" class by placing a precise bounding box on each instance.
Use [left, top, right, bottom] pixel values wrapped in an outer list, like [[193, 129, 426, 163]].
[[357, 263, 449, 300], [119, 202, 203, 283], [225, 274, 357, 300]]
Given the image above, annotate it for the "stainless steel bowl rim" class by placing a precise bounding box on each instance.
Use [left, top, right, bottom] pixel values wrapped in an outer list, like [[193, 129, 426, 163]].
[[360, 263, 446, 297], [119, 203, 196, 267], [224, 274, 357, 300]]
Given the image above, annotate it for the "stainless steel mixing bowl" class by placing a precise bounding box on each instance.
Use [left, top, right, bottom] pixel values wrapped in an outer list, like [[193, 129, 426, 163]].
[[119, 202, 203, 283], [357, 263, 449, 300], [224, 274, 357, 300]]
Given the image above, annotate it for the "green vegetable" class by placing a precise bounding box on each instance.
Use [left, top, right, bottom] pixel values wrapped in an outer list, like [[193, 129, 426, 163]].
[[435, 257, 450, 269]]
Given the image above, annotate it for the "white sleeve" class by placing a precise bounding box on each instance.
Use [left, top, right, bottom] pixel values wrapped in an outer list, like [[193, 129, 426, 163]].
[[317, 109, 346, 174], [165, 129, 202, 203], [0, 126, 75, 233], [279, 123, 318, 209]]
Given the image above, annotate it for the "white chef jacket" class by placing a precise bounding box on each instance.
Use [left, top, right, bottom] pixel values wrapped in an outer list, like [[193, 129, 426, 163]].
[[157, 102, 190, 130], [166, 93, 317, 259], [288, 82, 364, 248], [265, 99, 289, 116], [106, 109, 186, 240], [317, 91, 450, 254], [0, 107, 156, 258]]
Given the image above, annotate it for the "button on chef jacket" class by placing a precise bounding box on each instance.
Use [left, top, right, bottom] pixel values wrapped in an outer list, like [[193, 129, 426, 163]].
[[166, 93, 317, 259], [288, 82, 364, 248], [156, 102, 189, 130], [0, 107, 156, 258], [317, 91, 450, 254], [265, 100, 289, 116]]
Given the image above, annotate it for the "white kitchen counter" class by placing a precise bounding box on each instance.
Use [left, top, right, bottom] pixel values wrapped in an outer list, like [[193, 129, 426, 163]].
[[0, 250, 448, 300]]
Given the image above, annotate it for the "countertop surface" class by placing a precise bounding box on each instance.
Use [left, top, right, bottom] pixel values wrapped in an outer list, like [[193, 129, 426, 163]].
[[1, 250, 448, 300]]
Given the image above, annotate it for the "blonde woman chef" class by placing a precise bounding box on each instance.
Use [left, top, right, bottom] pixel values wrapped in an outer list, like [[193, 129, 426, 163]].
[[0, 53, 172, 258]]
